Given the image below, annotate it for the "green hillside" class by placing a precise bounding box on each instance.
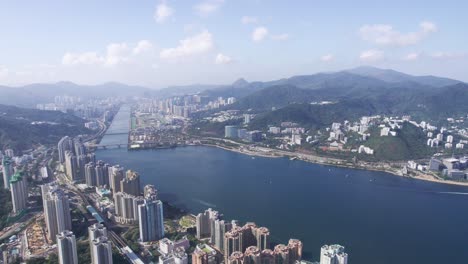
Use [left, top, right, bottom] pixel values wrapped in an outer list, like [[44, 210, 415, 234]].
[[0, 104, 90, 152], [364, 123, 433, 161]]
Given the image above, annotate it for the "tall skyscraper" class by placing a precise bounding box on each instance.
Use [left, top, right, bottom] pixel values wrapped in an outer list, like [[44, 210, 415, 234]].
[[58, 136, 73, 164], [109, 165, 124, 193], [57, 230, 78, 264], [113, 192, 143, 224], [214, 219, 232, 251], [260, 249, 276, 264], [224, 227, 243, 262], [88, 223, 110, 264], [88, 223, 107, 240], [95, 161, 110, 187], [287, 239, 303, 263], [42, 184, 72, 242], [196, 208, 219, 239], [138, 199, 164, 242], [255, 227, 270, 251], [228, 251, 245, 264], [120, 170, 140, 196], [91, 237, 113, 264], [85, 162, 97, 187], [9, 171, 27, 214], [2, 156, 13, 189], [274, 244, 290, 264], [64, 151, 78, 181], [73, 137, 86, 157], [143, 184, 158, 200], [320, 244, 348, 264], [244, 246, 261, 264], [77, 155, 87, 179]]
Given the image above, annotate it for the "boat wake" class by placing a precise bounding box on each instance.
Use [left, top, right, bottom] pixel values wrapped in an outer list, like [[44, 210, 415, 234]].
[[194, 198, 217, 208], [437, 192, 468, 196]]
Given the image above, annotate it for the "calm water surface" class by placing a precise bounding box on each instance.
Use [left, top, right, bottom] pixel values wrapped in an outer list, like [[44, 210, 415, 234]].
[[96, 106, 468, 264]]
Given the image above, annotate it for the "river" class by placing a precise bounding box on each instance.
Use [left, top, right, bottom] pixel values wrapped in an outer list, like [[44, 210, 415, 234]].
[[96, 105, 468, 264]]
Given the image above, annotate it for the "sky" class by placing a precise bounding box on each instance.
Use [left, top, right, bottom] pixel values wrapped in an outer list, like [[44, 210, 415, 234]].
[[0, 0, 467, 88]]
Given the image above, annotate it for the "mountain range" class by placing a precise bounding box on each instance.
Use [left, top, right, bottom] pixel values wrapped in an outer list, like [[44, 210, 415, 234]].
[[0, 67, 465, 120]]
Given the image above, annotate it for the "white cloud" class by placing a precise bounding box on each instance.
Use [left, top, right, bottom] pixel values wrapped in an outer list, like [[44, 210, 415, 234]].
[[241, 16, 258, 25], [154, 3, 174, 23], [0, 66, 9, 79], [430, 52, 466, 59], [403, 52, 420, 61], [195, 0, 224, 16], [215, 53, 233, 64], [420, 21, 437, 33], [62, 41, 152, 66], [252, 27, 269, 42], [359, 21, 437, 46], [321, 54, 334, 62], [133, 40, 154, 55], [271, 34, 289, 41], [160, 31, 214, 59], [62, 52, 105, 66], [105, 43, 130, 66], [359, 49, 384, 62]]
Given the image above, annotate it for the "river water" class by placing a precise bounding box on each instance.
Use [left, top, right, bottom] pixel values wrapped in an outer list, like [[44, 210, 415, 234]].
[[97, 105, 468, 264]]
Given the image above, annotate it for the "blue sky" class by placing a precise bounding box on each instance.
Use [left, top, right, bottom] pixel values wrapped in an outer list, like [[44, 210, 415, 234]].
[[0, 0, 467, 87]]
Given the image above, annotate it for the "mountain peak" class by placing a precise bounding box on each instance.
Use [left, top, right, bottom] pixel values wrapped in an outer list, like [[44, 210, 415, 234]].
[[232, 78, 249, 88]]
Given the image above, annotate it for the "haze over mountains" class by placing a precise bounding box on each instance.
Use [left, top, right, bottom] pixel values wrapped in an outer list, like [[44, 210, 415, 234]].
[[0, 67, 466, 113]]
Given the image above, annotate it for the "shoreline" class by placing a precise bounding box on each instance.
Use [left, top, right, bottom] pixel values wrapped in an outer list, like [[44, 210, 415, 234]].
[[199, 142, 468, 187]]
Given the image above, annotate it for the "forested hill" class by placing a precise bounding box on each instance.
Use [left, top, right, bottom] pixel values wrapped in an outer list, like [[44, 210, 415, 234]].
[[0, 104, 90, 152]]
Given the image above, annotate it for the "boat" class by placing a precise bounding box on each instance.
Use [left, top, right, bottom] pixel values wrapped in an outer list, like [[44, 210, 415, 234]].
[[290, 157, 298, 161]]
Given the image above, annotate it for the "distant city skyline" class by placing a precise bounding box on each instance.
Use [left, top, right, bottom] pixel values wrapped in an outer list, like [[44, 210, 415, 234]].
[[0, 0, 467, 87]]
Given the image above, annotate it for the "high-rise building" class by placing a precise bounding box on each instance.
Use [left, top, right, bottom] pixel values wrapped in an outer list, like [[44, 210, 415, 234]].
[[91, 237, 113, 264], [244, 246, 261, 264], [57, 230, 78, 264], [144, 184, 158, 200], [196, 208, 219, 239], [88, 223, 107, 241], [287, 239, 303, 263], [224, 227, 243, 262], [255, 227, 270, 251], [228, 251, 245, 264], [214, 220, 232, 251], [88, 223, 110, 264], [9, 171, 27, 214], [73, 137, 86, 157], [95, 161, 110, 187], [244, 114, 251, 124], [2, 156, 14, 189], [192, 244, 221, 264], [85, 162, 97, 187], [120, 170, 140, 196], [260, 249, 276, 264], [58, 136, 73, 164], [64, 151, 78, 181], [109, 165, 124, 193], [77, 155, 87, 179], [241, 222, 258, 251], [138, 199, 164, 242], [225, 126, 239, 138], [42, 184, 72, 242], [113, 192, 143, 224], [320, 244, 348, 264], [274, 244, 290, 264]]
